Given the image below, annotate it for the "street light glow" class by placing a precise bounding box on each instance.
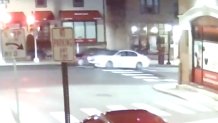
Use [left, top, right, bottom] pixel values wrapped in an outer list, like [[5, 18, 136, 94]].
[[131, 25, 138, 34], [27, 15, 35, 25], [150, 26, 158, 33]]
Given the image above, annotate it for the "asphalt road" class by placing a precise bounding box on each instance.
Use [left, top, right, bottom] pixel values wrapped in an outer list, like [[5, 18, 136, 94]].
[[0, 65, 217, 123]]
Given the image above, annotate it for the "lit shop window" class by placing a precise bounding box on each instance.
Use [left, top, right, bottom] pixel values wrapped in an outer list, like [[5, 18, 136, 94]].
[[74, 22, 85, 39], [86, 22, 96, 39]]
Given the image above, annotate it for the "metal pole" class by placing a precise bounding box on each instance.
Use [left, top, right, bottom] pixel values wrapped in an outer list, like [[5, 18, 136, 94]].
[[13, 58, 20, 123], [61, 62, 70, 123], [167, 31, 171, 64]]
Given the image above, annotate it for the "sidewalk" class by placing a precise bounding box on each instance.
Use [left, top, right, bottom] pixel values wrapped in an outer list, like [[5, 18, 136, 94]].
[[150, 59, 179, 67], [153, 83, 218, 107]]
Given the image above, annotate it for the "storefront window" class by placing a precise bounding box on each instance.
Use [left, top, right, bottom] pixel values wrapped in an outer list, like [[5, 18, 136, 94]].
[[85, 22, 96, 39], [62, 21, 97, 43], [74, 22, 85, 39]]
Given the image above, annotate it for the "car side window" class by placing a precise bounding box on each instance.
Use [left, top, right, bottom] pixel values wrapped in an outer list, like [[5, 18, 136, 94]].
[[117, 51, 126, 56], [127, 51, 137, 57]]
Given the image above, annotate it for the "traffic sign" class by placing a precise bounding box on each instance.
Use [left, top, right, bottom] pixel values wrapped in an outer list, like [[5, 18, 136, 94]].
[[51, 27, 75, 61], [1, 28, 26, 59]]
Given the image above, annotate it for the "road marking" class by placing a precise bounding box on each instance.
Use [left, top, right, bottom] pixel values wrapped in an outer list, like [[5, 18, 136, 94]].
[[154, 101, 196, 114], [80, 108, 102, 116], [50, 112, 80, 123], [143, 78, 160, 82], [106, 105, 127, 111], [185, 118, 218, 123], [131, 103, 171, 117], [122, 73, 153, 76], [161, 79, 177, 82], [172, 100, 212, 112], [102, 69, 135, 72], [111, 71, 143, 74], [133, 76, 159, 79]]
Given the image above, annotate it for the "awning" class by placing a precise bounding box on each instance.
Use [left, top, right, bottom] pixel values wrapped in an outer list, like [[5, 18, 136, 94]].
[[34, 11, 55, 21], [9, 12, 26, 25], [59, 10, 102, 21]]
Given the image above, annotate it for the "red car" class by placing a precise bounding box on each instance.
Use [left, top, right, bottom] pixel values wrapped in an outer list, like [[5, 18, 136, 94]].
[[82, 109, 166, 123]]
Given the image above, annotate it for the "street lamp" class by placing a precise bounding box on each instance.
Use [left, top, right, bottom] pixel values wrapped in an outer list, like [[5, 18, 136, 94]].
[[27, 14, 39, 63], [165, 24, 172, 65]]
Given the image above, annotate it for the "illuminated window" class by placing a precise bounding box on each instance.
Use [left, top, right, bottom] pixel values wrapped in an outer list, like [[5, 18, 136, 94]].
[[73, 0, 84, 7], [140, 0, 160, 14], [63, 21, 97, 42], [35, 0, 47, 7]]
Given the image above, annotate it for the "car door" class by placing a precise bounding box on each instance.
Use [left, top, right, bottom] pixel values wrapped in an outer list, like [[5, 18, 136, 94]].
[[113, 51, 127, 68], [124, 51, 138, 68]]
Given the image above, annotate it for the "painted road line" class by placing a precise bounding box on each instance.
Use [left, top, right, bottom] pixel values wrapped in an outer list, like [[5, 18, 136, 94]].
[[172, 100, 212, 112], [133, 76, 159, 79], [106, 105, 127, 111], [50, 112, 80, 123], [161, 79, 178, 82], [111, 71, 143, 74], [80, 108, 102, 116], [122, 73, 153, 76], [143, 78, 160, 82], [102, 69, 135, 72], [132, 103, 171, 117], [154, 101, 196, 114], [185, 118, 218, 123]]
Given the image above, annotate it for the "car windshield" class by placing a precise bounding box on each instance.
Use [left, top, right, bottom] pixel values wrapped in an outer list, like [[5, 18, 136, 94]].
[[1, 1, 218, 123]]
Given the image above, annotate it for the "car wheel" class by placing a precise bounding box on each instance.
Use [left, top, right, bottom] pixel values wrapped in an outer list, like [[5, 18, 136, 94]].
[[136, 62, 143, 70], [106, 61, 113, 69]]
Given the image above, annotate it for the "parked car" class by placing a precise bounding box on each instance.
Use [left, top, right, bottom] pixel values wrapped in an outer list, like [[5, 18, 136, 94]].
[[82, 109, 166, 123], [76, 48, 111, 66], [87, 50, 150, 69]]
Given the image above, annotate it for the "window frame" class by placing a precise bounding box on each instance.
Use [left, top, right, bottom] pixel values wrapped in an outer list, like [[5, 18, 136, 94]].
[[73, 0, 84, 7], [140, 0, 160, 14], [35, 0, 47, 8]]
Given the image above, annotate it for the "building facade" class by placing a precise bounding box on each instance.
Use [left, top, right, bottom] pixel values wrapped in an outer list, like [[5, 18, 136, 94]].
[[178, 0, 218, 90], [125, 0, 178, 62], [0, 0, 106, 62]]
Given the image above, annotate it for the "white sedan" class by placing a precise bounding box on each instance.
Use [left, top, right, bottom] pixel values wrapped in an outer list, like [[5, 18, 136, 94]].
[[87, 50, 150, 69]]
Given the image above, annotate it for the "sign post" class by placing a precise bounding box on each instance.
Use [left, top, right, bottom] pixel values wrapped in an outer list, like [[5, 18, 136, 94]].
[[1, 28, 26, 59], [51, 27, 75, 123], [1, 28, 26, 123]]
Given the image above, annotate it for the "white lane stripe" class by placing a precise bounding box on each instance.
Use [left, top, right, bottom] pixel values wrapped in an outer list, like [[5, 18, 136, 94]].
[[106, 105, 127, 110], [185, 118, 218, 123], [154, 101, 195, 114], [132, 103, 171, 117], [80, 108, 102, 116], [172, 100, 212, 112], [102, 69, 135, 72], [111, 71, 143, 74], [50, 112, 80, 123], [143, 69, 157, 72], [133, 76, 159, 79], [143, 79, 160, 82], [161, 79, 177, 82], [122, 73, 153, 76]]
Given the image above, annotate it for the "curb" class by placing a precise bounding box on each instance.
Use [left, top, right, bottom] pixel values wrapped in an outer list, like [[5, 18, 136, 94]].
[[152, 86, 188, 100]]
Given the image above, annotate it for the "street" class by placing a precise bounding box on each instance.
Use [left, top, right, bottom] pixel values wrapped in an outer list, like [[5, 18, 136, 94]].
[[0, 65, 217, 123]]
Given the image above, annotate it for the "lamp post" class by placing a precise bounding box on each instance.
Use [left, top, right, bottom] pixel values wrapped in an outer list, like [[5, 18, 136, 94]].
[[165, 24, 172, 65]]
